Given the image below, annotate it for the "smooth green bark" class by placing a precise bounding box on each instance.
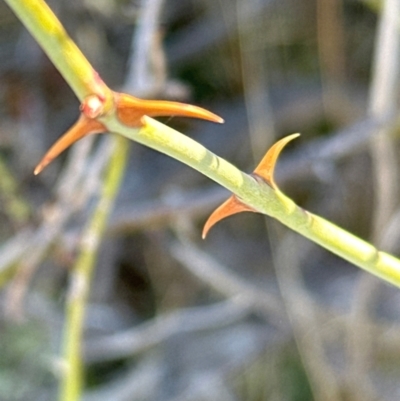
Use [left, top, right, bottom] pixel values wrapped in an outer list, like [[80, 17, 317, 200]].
[[4, 0, 113, 105], [109, 116, 400, 288]]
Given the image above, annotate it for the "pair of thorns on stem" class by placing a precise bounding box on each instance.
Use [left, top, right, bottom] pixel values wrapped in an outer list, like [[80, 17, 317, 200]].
[[34, 90, 297, 237]]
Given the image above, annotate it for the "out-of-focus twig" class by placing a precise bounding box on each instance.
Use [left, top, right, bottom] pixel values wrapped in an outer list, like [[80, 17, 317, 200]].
[[109, 186, 226, 234], [169, 240, 285, 325], [84, 297, 255, 364], [236, 0, 275, 159], [317, 0, 346, 119], [60, 135, 129, 401], [167, 0, 275, 65], [368, 0, 400, 239], [348, 1, 400, 399], [124, 0, 166, 96], [273, 232, 342, 401], [5, 136, 101, 317]]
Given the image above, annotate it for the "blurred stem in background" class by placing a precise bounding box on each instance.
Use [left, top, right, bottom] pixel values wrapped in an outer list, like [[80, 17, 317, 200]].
[[347, 0, 400, 400], [60, 135, 128, 401]]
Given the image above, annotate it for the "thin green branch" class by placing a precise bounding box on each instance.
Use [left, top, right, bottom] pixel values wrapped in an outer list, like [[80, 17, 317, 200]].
[[106, 116, 400, 288], [60, 135, 128, 401], [4, 0, 112, 105]]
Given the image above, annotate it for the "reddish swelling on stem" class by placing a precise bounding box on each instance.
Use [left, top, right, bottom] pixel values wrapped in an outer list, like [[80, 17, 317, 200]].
[[80, 94, 105, 119]]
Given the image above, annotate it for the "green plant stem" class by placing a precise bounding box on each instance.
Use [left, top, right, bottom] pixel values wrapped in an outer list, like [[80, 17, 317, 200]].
[[4, 0, 112, 105], [105, 116, 400, 288], [60, 135, 128, 401]]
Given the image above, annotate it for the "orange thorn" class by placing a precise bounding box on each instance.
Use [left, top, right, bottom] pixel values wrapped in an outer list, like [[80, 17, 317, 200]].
[[34, 115, 106, 175], [253, 133, 300, 188], [116, 93, 224, 127], [202, 195, 256, 238], [202, 134, 300, 238]]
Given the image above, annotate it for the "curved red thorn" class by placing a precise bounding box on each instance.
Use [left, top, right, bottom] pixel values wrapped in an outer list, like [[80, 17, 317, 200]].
[[116, 93, 224, 127], [202, 195, 256, 239], [253, 133, 300, 188], [34, 115, 106, 175]]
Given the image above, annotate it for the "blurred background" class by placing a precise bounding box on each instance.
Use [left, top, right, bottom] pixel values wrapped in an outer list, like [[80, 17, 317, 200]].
[[1, 0, 400, 400]]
